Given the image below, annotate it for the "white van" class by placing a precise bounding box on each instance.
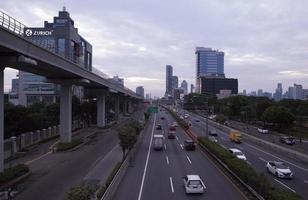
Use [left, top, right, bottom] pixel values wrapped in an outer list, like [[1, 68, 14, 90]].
[[153, 134, 164, 150]]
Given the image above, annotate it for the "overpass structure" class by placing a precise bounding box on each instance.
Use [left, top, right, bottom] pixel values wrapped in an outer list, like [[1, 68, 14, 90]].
[[0, 11, 143, 171]]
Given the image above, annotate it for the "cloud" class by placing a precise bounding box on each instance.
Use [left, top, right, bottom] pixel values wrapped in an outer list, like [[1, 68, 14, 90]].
[[1, 0, 308, 96]]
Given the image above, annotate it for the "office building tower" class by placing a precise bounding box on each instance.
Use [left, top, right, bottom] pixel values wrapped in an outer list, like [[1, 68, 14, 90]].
[[288, 87, 294, 99], [181, 80, 188, 95], [243, 89, 247, 96], [257, 89, 263, 97], [190, 84, 194, 93], [195, 47, 224, 93], [165, 65, 173, 97], [172, 76, 178, 89], [303, 89, 308, 100], [136, 86, 144, 98], [294, 84, 303, 100], [273, 83, 283, 101], [19, 8, 92, 106]]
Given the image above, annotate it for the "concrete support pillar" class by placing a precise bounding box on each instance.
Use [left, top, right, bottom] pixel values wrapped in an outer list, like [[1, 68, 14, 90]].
[[10, 137, 17, 157], [97, 94, 106, 127], [0, 68, 4, 172], [20, 134, 26, 149], [115, 95, 120, 121], [60, 85, 72, 143]]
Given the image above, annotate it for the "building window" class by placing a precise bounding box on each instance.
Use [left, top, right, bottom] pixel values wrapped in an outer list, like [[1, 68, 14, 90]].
[[57, 38, 65, 57]]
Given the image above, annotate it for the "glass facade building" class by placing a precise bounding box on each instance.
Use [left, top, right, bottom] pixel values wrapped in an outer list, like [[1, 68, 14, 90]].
[[165, 65, 173, 97], [15, 8, 93, 106], [195, 47, 224, 77]]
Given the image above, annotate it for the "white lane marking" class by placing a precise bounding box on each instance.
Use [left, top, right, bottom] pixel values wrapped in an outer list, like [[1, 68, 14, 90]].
[[169, 177, 174, 193], [180, 144, 184, 149], [25, 151, 52, 165], [245, 143, 308, 173], [164, 144, 167, 150], [138, 114, 156, 200], [166, 156, 170, 165], [274, 179, 296, 193], [304, 180, 308, 184], [259, 157, 267, 163], [221, 144, 227, 149], [186, 155, 192, 164], [176, 136, 179, 141], [247, 161, 252, 165]]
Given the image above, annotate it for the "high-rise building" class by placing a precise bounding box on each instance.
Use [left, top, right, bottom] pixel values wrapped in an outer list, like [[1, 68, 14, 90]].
[[195, 47, 225, 93], [18, 8, 92, 106], [263, 92, 272, 99], [294, 84, 303, 100], [172, 76, 178, 89], [273, 83, 283, 101], [303, 89, 308, 100], [190, 84, 194, 93], [165, 65, 173, 97], [288, 86, 294, 99], [136, 86, 144, 98], [181, 80, 188, 95], [243, 89, 247, 96], [257, 89, 263, 97]]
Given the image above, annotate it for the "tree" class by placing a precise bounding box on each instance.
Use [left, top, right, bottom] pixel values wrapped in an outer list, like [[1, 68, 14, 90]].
[[262, 106, 295, 128], [118, 125, 137, 160]]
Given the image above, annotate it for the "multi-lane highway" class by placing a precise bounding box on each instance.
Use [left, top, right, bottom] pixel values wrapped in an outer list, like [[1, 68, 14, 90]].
[[186, 111, 308, 199], [113, 109, 248, 200]]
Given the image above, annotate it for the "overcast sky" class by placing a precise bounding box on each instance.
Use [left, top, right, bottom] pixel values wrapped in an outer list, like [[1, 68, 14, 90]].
[[1, 0, 308, 97]]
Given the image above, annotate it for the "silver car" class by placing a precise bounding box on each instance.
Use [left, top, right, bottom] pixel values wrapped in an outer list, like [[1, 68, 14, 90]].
[[183, 175, 206, 194]]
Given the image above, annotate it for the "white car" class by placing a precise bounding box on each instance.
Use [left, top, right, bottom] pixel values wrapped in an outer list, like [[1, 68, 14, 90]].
[[266, 161, 293, 179], [183, 175, 206, 194], [258, 128, 269, 134], [173, 122, 178, 127], [209, 136, 218, 143], [229, 148, 247, 161]]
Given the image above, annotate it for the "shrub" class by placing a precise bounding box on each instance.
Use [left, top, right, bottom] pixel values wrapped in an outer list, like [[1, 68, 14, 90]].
[[0, 164, 29, 184], [56, 139, 83, 151], [67, 185, 97, 200], [197, 137, 302, 200]]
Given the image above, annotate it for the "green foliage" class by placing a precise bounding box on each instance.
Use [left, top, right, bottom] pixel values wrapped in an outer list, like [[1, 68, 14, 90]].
[[262, 106, 295, 128], [144, 112, 150, 122], [198, 138, 302, 200], [0, 164, 29, 184], [67, 185, 97, 200], [215, 114, 228, 124], [56, 139, 83, 151], [118, 120, 144, 159]]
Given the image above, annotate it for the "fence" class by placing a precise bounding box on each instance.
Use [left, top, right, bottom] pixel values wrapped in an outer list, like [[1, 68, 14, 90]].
[[3, 120, 87, 160]]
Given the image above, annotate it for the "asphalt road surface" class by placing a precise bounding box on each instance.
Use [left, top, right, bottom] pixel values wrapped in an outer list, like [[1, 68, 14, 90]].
[[187, 111, 308, 199], [113, 110, 248, 200]]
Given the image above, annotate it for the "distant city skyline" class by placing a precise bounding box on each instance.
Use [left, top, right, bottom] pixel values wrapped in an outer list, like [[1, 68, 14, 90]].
[[1, 1, 308, 97]]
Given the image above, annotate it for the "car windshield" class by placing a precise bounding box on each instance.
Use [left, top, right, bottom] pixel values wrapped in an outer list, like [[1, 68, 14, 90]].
[[276, 163, 289, 169], [189, 180, 201, 186], [185, 140, 193, 144], [234, 151, 243, 156]]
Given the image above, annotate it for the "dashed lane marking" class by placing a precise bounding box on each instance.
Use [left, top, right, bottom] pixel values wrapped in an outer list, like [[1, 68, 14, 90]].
[[274, 179, 296, 193], [169, 177, 174, 193]]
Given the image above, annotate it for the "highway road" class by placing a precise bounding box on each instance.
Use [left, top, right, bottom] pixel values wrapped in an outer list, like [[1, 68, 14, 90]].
[[185, 111, 308, 199], [113, 109, 248, 200]]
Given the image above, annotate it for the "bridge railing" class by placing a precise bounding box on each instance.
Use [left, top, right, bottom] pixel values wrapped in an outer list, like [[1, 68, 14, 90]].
[[0, 10, 26, 35]]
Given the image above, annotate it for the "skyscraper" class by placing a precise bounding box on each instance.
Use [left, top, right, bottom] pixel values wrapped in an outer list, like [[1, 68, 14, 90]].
[[195, 47, 225, 93], [273, 83, 283, 101], [172, 76, 178, 89], [190, 84, 194, 93], [181, 80, 188, 95], [165, 65, 173, 97], [294, 84, 303, 100], [257, 89, 263, 97], [136, 86, 144, 98]]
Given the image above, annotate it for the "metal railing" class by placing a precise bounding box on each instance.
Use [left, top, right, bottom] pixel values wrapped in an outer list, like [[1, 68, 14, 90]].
[[0, 10, 26, 35]]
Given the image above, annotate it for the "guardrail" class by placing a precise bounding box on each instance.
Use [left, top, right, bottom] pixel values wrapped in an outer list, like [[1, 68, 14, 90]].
[[0, 10, 26, 35]]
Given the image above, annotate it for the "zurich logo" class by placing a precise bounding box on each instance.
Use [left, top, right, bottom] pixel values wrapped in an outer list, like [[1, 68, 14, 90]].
[[25, 29, 33, 36]]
